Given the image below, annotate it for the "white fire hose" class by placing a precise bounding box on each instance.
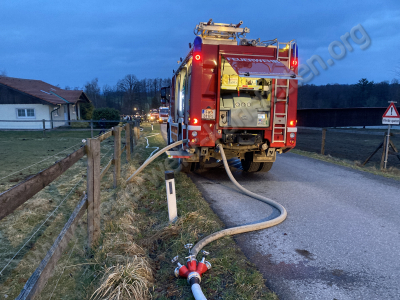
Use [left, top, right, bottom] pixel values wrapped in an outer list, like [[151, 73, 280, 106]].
[[126, 140, 287, 299]]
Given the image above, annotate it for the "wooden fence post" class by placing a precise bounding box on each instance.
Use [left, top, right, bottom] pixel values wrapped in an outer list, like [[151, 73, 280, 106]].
[[380, 135, 387, 170], [321, 128, 327, 155], [132, 122, 137, 147], [125, 123, 131, 162], [130, 122, 134, 151], [135, 120, 140, 140], [90, 120, 94, 138], [113, 126, 122, 188], [87, 139, 101, 247]]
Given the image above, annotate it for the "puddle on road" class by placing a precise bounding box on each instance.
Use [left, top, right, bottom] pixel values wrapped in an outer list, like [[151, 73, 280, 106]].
[[295, 248, 316, 260]]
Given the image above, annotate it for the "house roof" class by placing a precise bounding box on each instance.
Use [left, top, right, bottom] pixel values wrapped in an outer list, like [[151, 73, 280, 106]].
[[0, 76, 90, 105]]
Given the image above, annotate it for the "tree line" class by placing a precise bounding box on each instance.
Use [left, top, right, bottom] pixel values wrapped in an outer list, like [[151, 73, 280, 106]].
[[78, 76, 400, 114], [298, 78, 400, 109], [68, 75, 171, 116]]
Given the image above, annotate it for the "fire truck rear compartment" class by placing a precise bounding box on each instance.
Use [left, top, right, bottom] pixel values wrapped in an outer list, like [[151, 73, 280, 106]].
[[219, 92, 271, 128]]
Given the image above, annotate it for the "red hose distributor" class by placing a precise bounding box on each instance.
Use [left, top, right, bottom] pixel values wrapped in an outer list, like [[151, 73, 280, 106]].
[[172, 245, 212, 284]]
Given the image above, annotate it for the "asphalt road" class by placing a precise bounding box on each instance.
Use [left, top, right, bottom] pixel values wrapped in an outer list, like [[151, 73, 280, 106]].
[[160, 125, 400, 299]]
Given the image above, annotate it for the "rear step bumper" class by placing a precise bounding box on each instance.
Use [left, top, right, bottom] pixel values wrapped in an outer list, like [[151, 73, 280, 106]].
[[166, 150, 193, 159]]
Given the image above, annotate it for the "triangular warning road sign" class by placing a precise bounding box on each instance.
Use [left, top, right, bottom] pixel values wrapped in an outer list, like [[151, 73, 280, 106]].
[[383, 103, 400, 118]]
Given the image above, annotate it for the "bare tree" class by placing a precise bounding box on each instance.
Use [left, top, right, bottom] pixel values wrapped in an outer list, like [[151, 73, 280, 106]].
[[0, 70, 7, 77], [118, 74, 139, 113], [84, 78, 101, 108]]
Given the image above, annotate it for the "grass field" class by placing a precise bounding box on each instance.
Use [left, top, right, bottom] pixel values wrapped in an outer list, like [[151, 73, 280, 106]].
[[295, 128, 400, 180], [0, 125, 277, 299], [0, 130, 91, 193], [0, 129, 116, 298]]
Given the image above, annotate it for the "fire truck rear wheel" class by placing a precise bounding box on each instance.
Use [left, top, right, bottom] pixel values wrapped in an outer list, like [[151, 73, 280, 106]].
[[257, 162, 273, 173], [241, 152, 261, 172], [194, 158, 205, 172], [179, 158, 193, 173]]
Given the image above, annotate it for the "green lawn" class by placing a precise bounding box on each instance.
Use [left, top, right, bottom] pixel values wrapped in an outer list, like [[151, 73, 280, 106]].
[[0, 131, 90, 192]]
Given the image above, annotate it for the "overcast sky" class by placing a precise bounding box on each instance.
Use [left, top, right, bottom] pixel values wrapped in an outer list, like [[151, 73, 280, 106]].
[[0, 0, 399, 90]]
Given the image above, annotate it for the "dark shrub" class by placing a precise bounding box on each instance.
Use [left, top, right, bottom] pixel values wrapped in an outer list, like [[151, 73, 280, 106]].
[[92, 108, 120, 127], [80, 103, 94, 120]]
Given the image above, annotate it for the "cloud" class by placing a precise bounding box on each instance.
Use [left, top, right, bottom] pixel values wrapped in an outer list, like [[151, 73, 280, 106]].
[[0, 0, 399, 87]]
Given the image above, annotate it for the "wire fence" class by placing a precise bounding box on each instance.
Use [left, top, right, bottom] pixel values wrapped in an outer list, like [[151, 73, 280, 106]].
[[296, 127, 400, 168], [0, 141, 84, 183], [0, 177, 85, 276], [0, 122, 139, 299]]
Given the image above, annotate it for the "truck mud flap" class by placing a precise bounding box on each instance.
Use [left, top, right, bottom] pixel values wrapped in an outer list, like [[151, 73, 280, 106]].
[[253, 148, 276, 162]]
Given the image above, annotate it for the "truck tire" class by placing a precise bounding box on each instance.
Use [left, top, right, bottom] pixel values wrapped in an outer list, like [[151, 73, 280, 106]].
[[194, 157, 206, 172], [179, 158, 193, 173], [257, 162, 273, 173], [241, 152, 261, 172]]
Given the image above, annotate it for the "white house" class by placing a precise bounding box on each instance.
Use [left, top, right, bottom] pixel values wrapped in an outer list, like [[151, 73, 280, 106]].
[[0, 76, 91, 129]]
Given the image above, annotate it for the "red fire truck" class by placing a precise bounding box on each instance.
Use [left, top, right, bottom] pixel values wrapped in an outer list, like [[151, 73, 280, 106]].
[[161, 20, 300, 172], [159, 106, 169, 123], [149, 109, 159, 123]]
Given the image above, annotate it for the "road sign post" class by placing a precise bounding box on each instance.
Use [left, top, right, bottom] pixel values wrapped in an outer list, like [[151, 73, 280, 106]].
[[382, 102, 399, 169], [384, 126, 391, 169]]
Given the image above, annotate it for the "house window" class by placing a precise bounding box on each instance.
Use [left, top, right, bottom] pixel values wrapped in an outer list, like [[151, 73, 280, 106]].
[[16, 108, 35, 119]]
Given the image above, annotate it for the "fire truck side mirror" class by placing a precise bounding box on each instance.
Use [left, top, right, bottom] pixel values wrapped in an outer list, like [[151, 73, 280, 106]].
[[161, 86, 170, 102]]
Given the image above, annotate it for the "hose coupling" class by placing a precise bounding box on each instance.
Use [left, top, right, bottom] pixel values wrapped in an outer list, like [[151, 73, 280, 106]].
[[200, 250, 209, 263], [185, 254, 196, 262], [187, 271, 201, 285], [184, 243, 194, 255], [172, 255, 190, 278], [174, 267, 180, 278]]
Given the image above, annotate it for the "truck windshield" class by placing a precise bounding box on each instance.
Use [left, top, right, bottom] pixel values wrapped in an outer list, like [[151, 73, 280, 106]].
[[160, 108, 168, 114]]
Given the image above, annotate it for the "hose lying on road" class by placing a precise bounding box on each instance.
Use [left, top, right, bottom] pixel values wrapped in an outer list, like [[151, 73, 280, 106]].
[[125, 139, 287, 300], [190, 143, 287, 257]]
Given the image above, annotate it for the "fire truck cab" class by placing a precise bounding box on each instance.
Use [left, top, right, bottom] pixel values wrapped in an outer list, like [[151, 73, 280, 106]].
[[161, 20, 300, 172]]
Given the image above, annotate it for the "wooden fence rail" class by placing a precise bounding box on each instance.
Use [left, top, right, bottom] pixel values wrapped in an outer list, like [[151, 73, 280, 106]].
[[0, 121, 141, 299], [16, 194, 88, 300], [0, 146, 86, 221]]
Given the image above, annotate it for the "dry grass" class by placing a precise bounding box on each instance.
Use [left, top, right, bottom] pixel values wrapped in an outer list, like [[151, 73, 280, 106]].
[[106, 124, 278, 300], [1, 123, 277, 299], [91, 257, 153, 300], [0, 131, 113, 299], [292, 149, 400, 181]]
